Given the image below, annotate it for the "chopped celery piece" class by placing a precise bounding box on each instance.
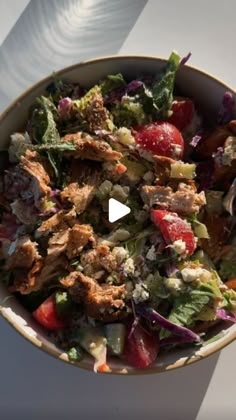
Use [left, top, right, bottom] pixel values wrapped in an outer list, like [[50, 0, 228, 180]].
[[105, 323, 126, 355], [193, 221, 209, 239], [67, 346, 84, 362], [79, 327, 107, 360], [122, 157, 147, 182], [55, 291, 73, 318], [170, 162, 196, 179]]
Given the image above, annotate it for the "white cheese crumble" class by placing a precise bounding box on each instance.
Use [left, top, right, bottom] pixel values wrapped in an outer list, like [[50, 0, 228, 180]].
[[123, 257, 135, 275], [143, 171, 155, 183], [8, 240, 17, 256], [138, 148, 154, 162], [164, 277, 184, 292], [8, 132, 31, 163], [116, 127, 135, 145], [172, 145, 182, 158], [112, 246, 128, 264], [99, 229, 131, 247], [222, 136, 236, 166], [110, 184, 130, 203], [163, 214, 176, 222], [181, 267, 211, 283], [171, 239, 186, 255], [146, 245, 156, 261], [132, 283, 150, 304]]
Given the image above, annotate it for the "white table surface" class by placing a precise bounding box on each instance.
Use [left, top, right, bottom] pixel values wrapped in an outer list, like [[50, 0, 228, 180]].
[[0, 1, 235, 419]]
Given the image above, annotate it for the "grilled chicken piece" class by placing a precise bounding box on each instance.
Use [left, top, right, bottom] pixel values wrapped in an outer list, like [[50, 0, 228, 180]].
[[61, 132, 122, 161], [66, 224, 94, 259], [141, 182, 206, 215], [5, 236, 39, 270], [60, 161, 101, 214], [61, 271, 126, 321], [79, 92, 110, 132], [20, 150, 51, 206], [80, 245, 117, 276], [47, 224, 95, 259], [11, 255, 68, 294], [36, 208, 78, 237], [153, 155, 175, 185]]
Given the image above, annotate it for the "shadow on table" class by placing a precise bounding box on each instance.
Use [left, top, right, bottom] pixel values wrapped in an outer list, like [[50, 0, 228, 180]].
[[0, 316, 219, 420], [0, 0, 147, 112]]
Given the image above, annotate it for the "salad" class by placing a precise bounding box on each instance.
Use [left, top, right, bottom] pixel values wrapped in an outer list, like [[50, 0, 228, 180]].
[[0, 51, 236, 372]]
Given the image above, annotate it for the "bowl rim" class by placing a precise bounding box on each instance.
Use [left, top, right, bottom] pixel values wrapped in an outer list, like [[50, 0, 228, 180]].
[[0, 54, 235, 375]]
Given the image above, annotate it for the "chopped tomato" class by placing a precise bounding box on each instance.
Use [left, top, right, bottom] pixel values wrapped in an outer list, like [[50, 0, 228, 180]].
[[225, 279, 236, 290], [32, 295, 66, 330], [151, 209, 196, 256], [168, 98, 194, 131], [122, 322, 159, 369], [134, 122, 184, 159]]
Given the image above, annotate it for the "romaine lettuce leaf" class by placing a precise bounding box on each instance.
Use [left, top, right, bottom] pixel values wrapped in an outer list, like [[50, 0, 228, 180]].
[[30, 96, 60, 144], [99, 73, 126, 95], [151, 51, 181, 118], [166, 293, 210, 328]]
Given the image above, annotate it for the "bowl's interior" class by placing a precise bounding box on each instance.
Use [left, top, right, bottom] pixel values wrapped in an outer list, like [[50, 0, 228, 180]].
[[0, 55, 235, 374]]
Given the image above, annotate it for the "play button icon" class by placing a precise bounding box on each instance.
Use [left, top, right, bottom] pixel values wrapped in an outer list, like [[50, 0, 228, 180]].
[[108, 198, 131, 223]]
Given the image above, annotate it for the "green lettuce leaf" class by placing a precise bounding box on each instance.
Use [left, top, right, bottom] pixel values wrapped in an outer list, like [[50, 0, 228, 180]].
[[111, 99, 147, 127], [152, 51, 181, 118], [30, 96, 60, 144], [222, 288, 236, 313], [167, 293, 210, 328], [30, 96, 62, 177], [99, 73, 126, 95]]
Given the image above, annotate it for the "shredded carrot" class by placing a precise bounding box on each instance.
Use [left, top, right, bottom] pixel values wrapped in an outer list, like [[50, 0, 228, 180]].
[[115, 163, 127, 174], [97, 363, 111, 373], [225, 279, 236, 290]]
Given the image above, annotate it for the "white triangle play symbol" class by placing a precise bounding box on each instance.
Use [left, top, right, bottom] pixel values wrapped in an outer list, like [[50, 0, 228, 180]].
[[108, 198, 131, 223]]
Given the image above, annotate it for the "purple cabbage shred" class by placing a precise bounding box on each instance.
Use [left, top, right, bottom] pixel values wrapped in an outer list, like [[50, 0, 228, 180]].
[[190, 134, 202, 148], [218, 91, 235, 125], [137, 306, 201, 342], [58, 97, 73, 119], [180, 52, 192, 66], [216, 308, 236, 323]]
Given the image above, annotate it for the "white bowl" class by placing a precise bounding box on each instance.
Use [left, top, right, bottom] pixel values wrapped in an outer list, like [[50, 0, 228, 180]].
[[0, 55, 235, 374]]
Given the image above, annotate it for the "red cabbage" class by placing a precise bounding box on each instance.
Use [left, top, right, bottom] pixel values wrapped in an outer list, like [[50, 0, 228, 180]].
[[128, 316, 141, 340], [180, 52, 192, 66], [212, 146, 224, 166], [190, 135, 202, 148], [38, 207, 58, 217], [104, 80, 144, 104], [218, 91, 235, 124], [58, 97, 73, 119], [137, 306, 201, 342], [160, 335, 201, 347], [216, 308, 236, 323], [50, 189, 61, 197], [126, 80, 143, 92]]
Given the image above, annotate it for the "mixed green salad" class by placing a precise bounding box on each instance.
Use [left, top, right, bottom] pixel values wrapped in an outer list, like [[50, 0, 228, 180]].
[[0, 52, 236, 371]]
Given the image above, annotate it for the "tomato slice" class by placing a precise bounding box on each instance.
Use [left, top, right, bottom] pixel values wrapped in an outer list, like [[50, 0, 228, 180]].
[[122, 322, 159, 369], [134, 122, 184, 159], [32, 295, 67, 330], [168, 98, 194, 131], [151, 209, 196, 256]]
